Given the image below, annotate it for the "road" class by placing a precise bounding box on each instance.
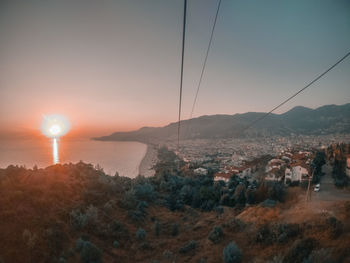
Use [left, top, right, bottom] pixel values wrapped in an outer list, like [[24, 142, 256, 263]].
[[310, 164, 350, 202]]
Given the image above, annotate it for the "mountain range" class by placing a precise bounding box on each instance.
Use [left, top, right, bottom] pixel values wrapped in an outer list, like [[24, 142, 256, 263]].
[[95, 103, 350, 143]]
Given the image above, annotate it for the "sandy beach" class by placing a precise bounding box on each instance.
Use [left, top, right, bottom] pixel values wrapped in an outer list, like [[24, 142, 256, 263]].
[[138, 144, 158, 177]]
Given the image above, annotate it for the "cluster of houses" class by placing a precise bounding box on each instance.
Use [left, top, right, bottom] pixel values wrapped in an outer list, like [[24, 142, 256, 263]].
[[206, 150, 314, 185], [265, 151, 312, 185]]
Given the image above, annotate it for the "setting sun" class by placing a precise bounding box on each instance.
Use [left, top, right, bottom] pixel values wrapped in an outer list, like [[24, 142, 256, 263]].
[[49, 124, 62, 136], [41, 114, 70, 139]]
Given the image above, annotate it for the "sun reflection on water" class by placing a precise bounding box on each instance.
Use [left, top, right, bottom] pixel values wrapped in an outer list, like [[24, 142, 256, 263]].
[[52, 138, 59, 164]]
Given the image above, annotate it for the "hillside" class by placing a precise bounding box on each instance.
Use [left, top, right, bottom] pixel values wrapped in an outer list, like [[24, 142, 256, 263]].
[[94, 103, 350, 143], [1, 148, 350, 263]]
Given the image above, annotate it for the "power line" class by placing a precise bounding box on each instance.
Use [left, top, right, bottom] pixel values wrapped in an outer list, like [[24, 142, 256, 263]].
[[189, 0, 222, 119], [240, 51, 350, 134], [177, 0, 187, 151]]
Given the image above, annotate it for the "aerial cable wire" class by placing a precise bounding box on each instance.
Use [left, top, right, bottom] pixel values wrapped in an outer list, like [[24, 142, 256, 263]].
[[189, 0, 222, 120], [177, 0, 187, 151], [239, 51, 350, 135]]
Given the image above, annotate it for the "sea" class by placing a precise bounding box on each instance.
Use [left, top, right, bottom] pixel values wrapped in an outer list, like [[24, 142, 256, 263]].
[[0, 138, 147, 178]]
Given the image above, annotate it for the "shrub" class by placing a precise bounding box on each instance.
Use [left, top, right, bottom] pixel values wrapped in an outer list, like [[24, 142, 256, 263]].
[[129, 210, 145, 222], [256, 224, 275, 245], [103, 200, 116, 212], [80, 241, 102, 263], [275, 223, 300, 244], [134, 183, 156, 201], [228, 175, 240, 189], [136, 228, 146, 240], [45, 223, 68, 254], [85, 205, 99, 226], [283, 238, 317, 263], [154, 220, 160, 236], [222, 241, 242, 263], [70, 209, 87, 229], [245, 187, 256, 204], [76, 238, 85, 252], [233, 184, 246, 206], [122, 190, 138, 210], [113, 240, 119, 248], [220, 193, 235, 207], [326, 217, 343, 239], [260, 199, 276, 208], [267, 254, 283, 263], [22, 229, 37, 249], [165, 193, 184, 211], [267, 182, 285, 202], [75, 238, 102, 263], [214, 206, 224, 214], [179, 240, 198, 254], [208, 226, 223, 244], [171, 223, 178, 237], [223, 218, 246, 231], [137, 201, 149, 213], [109, 220, 129, 239], [192, 185, 220, 211], [163, 250, 173, 261], [179, 185, 194, 205], [307, 248, 334, 263]]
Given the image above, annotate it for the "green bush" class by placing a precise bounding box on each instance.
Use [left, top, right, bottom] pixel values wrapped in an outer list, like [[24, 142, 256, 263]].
[[75, 238, 102, 263], [85, 205, 99, 226], [267, 182, 286, 202], [267, 254, 283, 263], [70, 209, 87, 229], [154, 220, 160, 236], [307, 248, 334, 263], [136, 228, 146, 240], [109, 220, 129, 239], [233, 184, 246, 206], [134, 183, 156, 202], [179, 240, 198, 254], [171, 223, 178, 237], [283, 238, 317, 263], [275, 223, 300, 244], [223, 218, 246, 231], [223, 241, 242, 263], [326, 217, 343, 239], [122, 190, 138, 210], [208, 226, 223, 244], [256, 224, 275, 245]]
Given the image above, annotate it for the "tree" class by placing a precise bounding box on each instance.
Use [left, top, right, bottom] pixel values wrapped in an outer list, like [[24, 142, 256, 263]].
[[233, 184, 246, 206], [223, 241, 242, 263]]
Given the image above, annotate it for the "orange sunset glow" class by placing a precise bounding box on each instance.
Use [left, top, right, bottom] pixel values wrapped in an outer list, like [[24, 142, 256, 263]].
[[0, 1, 349, 262]]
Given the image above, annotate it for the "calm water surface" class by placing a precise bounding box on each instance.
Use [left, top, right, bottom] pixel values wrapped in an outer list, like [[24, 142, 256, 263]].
[[0, 138, 147, 178]]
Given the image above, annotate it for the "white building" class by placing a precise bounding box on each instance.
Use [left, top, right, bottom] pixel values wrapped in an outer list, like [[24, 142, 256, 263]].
[[265, 169, 282, 182], [194, 167, 208, 175], [285, 165, 309, 184], [266, 159, 285, 172]]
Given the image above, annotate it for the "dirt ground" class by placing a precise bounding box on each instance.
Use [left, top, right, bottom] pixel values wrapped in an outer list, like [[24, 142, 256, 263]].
[[279, 164, 350, 224]]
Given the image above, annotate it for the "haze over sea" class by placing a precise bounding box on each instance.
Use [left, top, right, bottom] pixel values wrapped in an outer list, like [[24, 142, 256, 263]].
[[0, 138, 147, 178]]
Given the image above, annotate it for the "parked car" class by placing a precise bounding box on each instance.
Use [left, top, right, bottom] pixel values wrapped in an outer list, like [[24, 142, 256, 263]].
[[314, 184, 320, 192]]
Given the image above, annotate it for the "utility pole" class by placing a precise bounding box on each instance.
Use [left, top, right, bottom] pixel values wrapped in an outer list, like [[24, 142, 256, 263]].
[[306, 168, 314, 202]]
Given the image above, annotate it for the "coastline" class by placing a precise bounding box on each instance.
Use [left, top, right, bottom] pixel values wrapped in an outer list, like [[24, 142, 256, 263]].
[[138, 144, 158, 177]]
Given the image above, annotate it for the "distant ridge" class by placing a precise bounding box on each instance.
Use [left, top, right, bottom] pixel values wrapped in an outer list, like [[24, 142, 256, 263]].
[[94, 103, 350, 142]]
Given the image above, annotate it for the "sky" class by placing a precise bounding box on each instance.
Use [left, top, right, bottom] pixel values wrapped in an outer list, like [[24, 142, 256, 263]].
[[0, 0, 349, 138]]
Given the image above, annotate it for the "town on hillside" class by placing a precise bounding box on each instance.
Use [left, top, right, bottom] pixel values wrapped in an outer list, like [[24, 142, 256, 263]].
[[165, 134, 350, 190]]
